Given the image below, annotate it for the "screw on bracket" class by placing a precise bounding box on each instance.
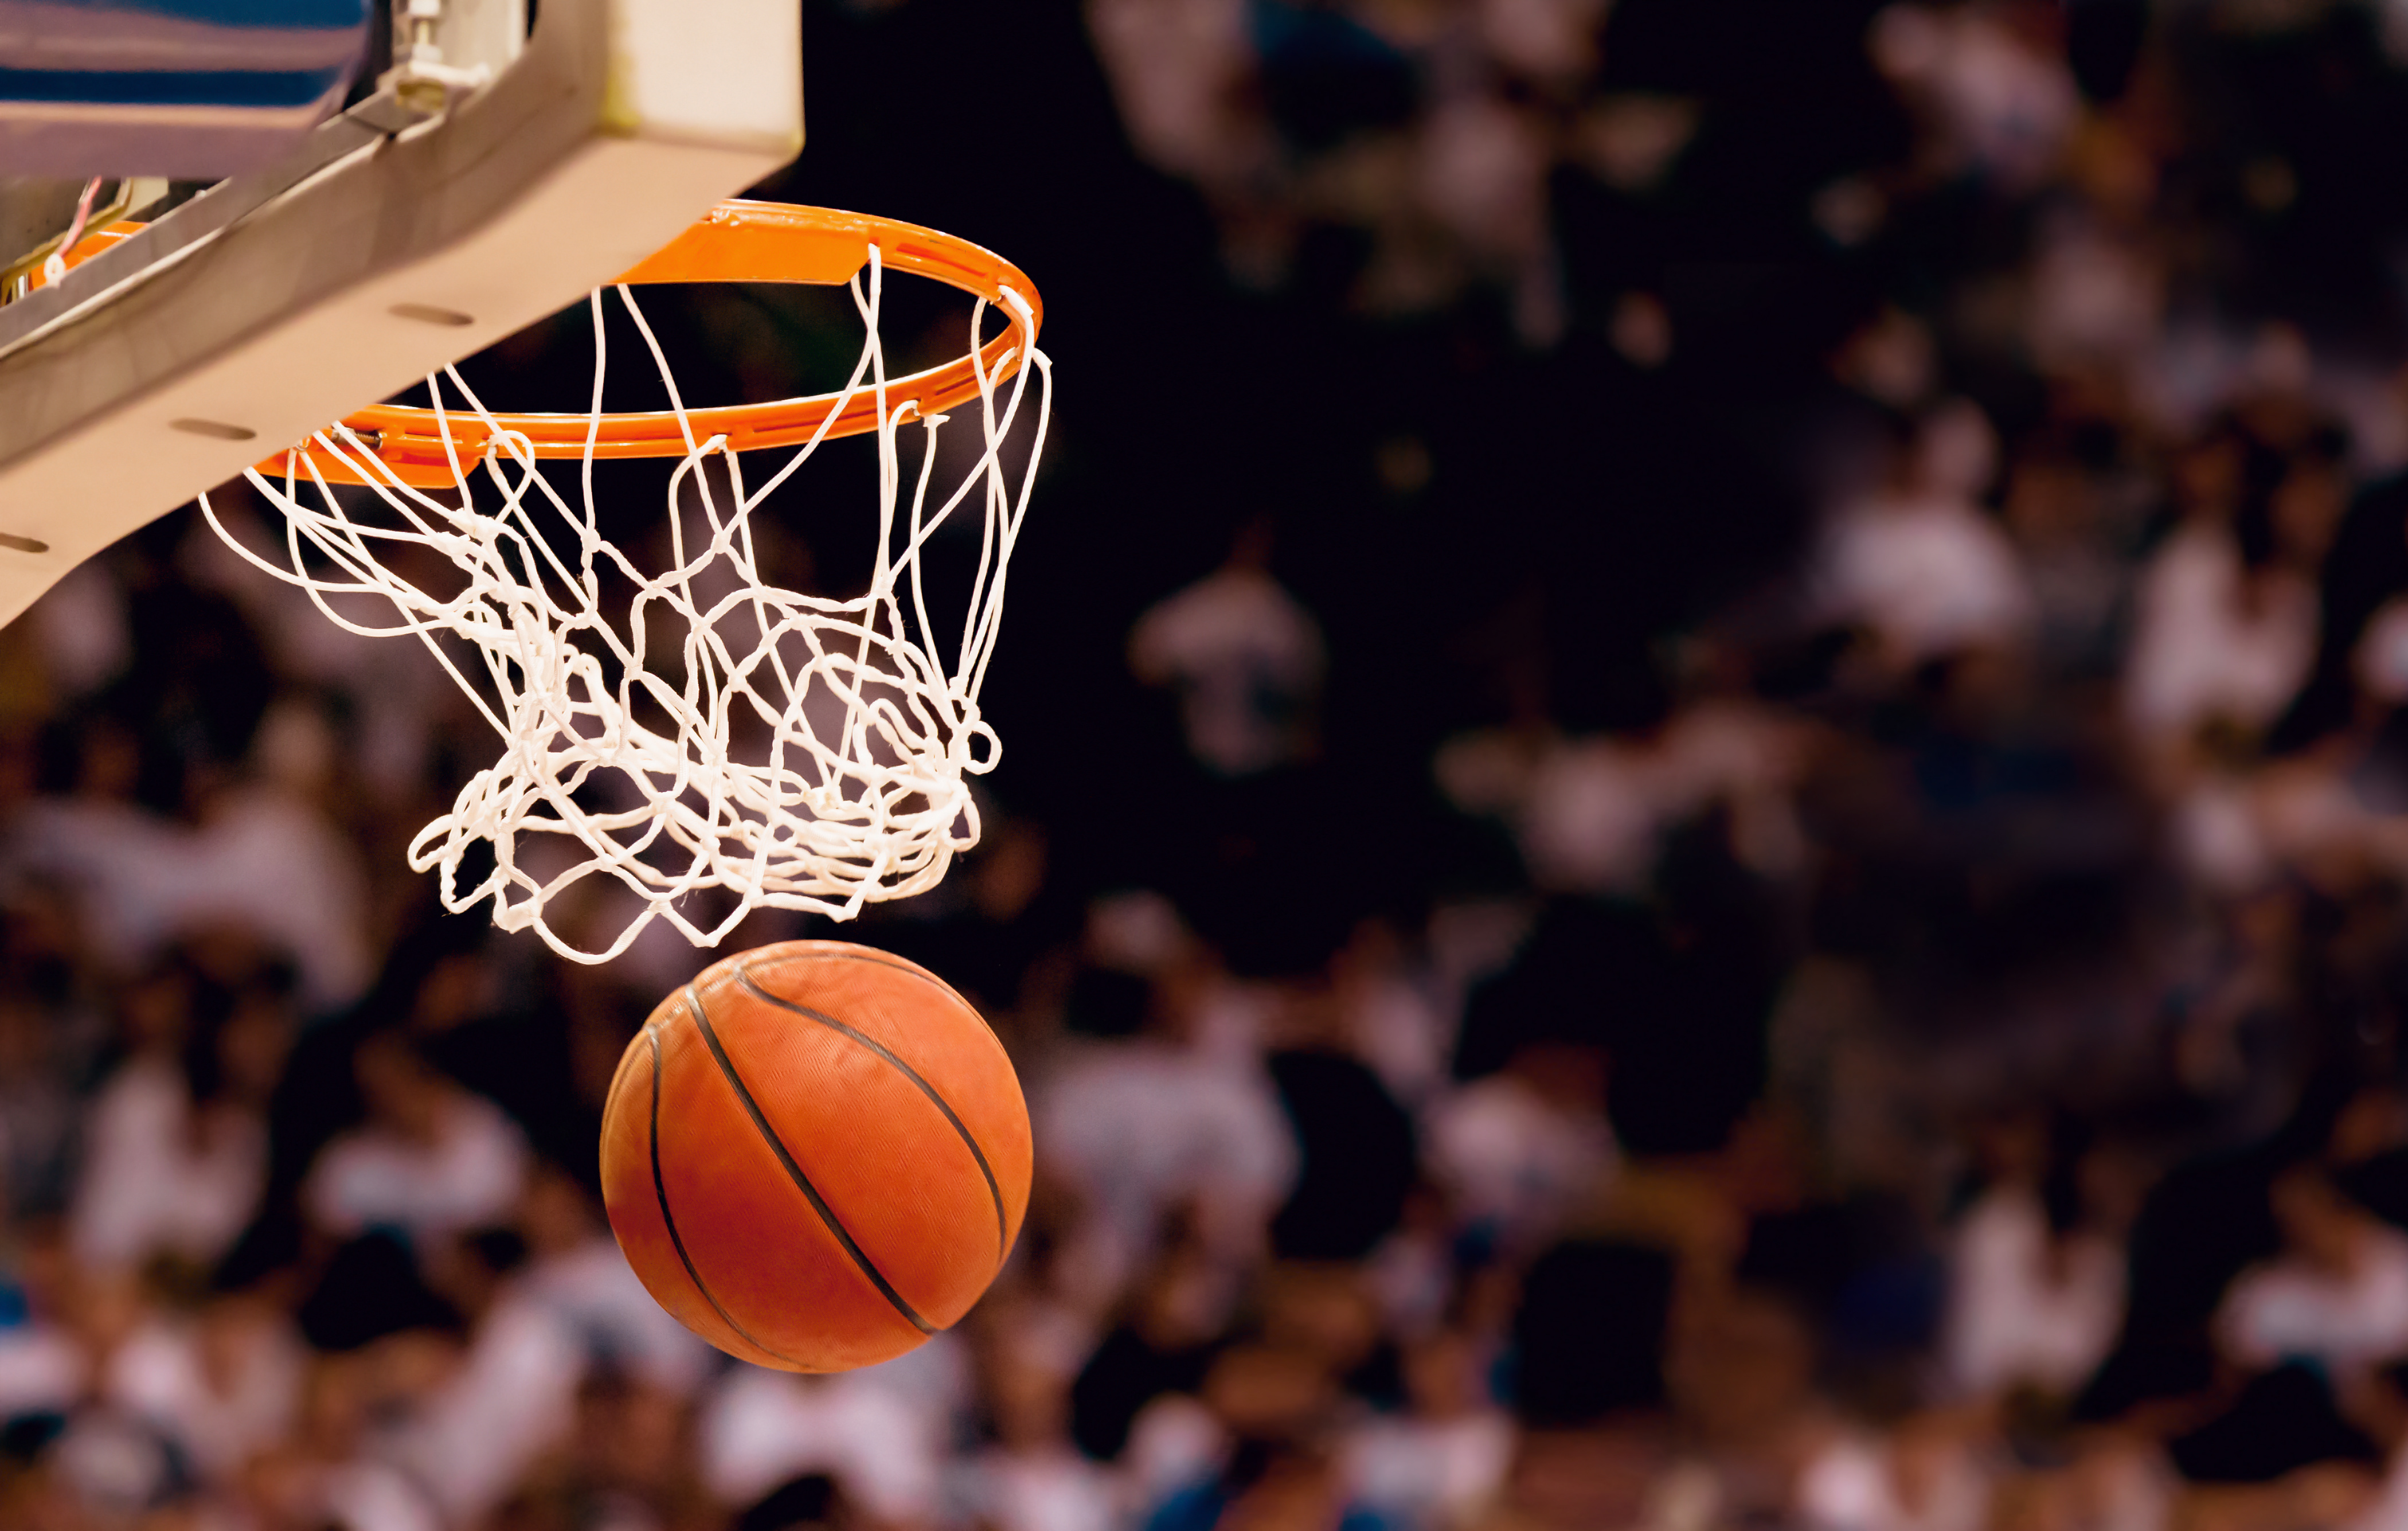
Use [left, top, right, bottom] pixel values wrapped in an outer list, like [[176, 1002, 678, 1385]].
[[383, 0, 492, 118]]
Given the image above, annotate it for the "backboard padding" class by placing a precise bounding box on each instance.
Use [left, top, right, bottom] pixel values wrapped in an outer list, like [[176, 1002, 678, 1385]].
[[0, 0, 800, 629]]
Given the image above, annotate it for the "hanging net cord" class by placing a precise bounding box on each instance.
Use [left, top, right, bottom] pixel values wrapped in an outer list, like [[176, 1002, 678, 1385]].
[[200, 249, 1053, 963]]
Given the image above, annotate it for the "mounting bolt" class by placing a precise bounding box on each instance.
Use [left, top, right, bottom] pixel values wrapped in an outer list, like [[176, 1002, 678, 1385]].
[[384, 0, 489, 118], [395, 75, 449, 115]]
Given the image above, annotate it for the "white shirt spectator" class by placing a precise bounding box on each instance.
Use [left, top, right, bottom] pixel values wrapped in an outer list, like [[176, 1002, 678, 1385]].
[[2219, 1224, 2408, 1374], [521, 1234, 716, 1399], [1440, 702, 1806, 898], [6, 786, 372, 1011], [1124, 1392, 1228, 1513], [2126, 524, 2317, 741], [71, 1055, 266, 1274], [1514, 737, 1667, 896], [104, 1302, 303, 1483], [320, 1459, 445, 1531], [181, 787, 373, 1011], [304, 1091, 529, 1245], [1870, 3, 2078, 192], [382, 1292, 585, 1526], [859, 1330, 976, 1451], [700, 1366, 945, 1525], [0, 1319, 85, 1417], [958, 1446, 1120, 1531], [1815, 493, 2036, 666], [1037, 1041, 1298, 1283], [1797, 1428, 1991, 1531], [7, 798, 194, 975], [1655, 701, 1809, 878], [1343, 1409, 1515, 1531], [2169, 770, 2274, 896], [1347, 965, 1459, 1110], [1129, 562, 1326, 776], [47, 1405, 185, 1521], [1425, 1073, 1617, 1250], [1944, 1187, 2124, 1399]]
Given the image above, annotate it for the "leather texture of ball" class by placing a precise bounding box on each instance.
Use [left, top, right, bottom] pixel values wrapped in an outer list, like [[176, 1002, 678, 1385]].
[[600, 940, 1031, 1372]]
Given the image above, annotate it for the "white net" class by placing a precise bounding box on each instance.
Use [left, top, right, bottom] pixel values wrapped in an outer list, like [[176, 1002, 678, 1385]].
[[198, 248, 1051, 963]]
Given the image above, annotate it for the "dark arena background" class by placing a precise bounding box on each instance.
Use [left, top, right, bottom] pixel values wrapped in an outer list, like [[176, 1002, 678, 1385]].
[[29, 1, 2408, 1528]]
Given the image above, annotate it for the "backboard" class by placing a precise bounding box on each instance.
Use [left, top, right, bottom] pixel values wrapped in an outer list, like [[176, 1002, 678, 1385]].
[[0, 0, 374, 177], [0, 0, 803, 630]]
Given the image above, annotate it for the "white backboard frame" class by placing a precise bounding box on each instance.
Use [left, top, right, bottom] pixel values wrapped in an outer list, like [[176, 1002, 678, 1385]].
[[0, 0, 802, 628]]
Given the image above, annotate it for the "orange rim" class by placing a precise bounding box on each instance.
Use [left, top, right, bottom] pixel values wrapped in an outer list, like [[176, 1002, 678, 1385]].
[[34, 202, 1038, 491], [302, 201, 1041, 489]]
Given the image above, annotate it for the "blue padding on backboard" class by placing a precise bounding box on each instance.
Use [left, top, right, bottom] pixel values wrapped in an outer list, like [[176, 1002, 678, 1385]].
[[0, 68, 348, 108], [0, 0, 370, 174], [108, 1, 365, 22]]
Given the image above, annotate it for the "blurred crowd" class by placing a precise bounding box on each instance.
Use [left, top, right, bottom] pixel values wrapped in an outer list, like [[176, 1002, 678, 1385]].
[[28, 1, 2408, 1530]]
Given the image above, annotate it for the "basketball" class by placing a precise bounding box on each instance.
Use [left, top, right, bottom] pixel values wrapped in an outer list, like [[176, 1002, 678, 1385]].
[[598, 941, 1031, 1373]]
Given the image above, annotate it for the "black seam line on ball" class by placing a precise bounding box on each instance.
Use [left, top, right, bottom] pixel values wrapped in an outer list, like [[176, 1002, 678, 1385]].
[[737, 965, 1011, 1266], [789, 946, 1008, 1046], [688, 983, 938, 1335], [647, 1025, 804, 1368]]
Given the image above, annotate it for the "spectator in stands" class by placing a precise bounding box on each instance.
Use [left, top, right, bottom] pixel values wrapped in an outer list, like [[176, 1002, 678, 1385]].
[[1128, 518, 1326, 779], [303, 1031, 530, 1249]]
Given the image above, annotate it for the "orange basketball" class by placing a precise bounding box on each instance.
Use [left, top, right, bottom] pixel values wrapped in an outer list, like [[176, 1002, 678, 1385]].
[[599, 940, 1031, 1372]]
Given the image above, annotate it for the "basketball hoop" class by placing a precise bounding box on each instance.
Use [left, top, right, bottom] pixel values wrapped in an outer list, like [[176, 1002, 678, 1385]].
[[196, 201, 1053, 964]]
